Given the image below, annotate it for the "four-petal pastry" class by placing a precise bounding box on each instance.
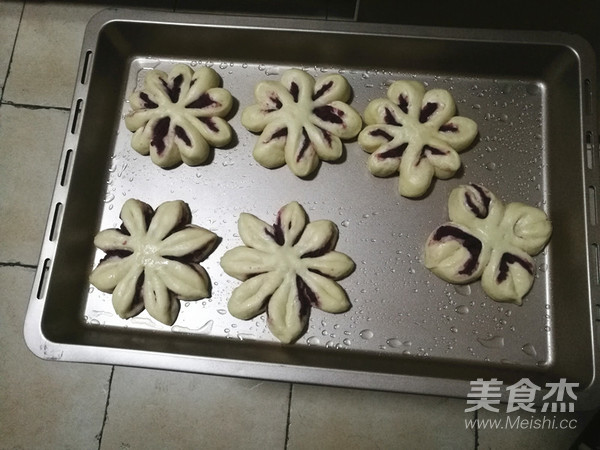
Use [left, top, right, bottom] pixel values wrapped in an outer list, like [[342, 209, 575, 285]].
[[358, 80, 478, 197], [424, 184, 552, 304], [125, 64, 233, 168], [89, 199, 219, 325], [220, 202, 355, 343], [242, 69, 363, 177]]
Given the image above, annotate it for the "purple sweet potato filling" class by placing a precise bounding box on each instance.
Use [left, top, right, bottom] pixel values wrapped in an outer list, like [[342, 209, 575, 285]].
[[432, 225, 482, 276], [296, 275, 318, 318], [497, 252, 534, 283], [419, 102, 439, 123]]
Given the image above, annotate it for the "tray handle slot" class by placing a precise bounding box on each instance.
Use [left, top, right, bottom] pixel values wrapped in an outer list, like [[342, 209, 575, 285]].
[[592, 243, 600, 286], [584, 78, 593, 116], [60, 149, 73, 187], [80, 50, 93, 85], [589, 186, 598, 226], [49, 202, 64, 242], [36, 258, 51, 300], [586, 131, 595, 170], [70, 99, 83, 135]]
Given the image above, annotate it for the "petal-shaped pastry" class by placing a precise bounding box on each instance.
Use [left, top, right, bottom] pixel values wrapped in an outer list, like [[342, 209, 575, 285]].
[[425, 223, 488, 284], [159, 225, 218, 260], [304, 251, 355, 280], [420, 88, 456, 128], [284, 125, 319, 178], [89, 199, 219, 325], [363, 99, 405, 127], [481, 248, 535, 304], [184, 67, 221, 104], [448, 183, 504, 227], [398, 147, 437, 198], [93, 229, 132, 252], [425, 184, 552, 305], [312, 74, 352, 104], [311, 101, 362, 140], [359, 80, 478, 197], [238, 212, 279, 252], [252, 120, 289, 169], [120, 199, 153, 237], [111, 264, 145, 319], [267, 274, 307, 344], [304, 122, 343, 162], [293, 220, 338, 257], [154, 259, 210, 300], [277, 201, 307, 247], [503, 203, 552, 255], [147, 200, 190, 242], [89, 254, 135, 292], [280, 68, 315, 103], [387, 80, 425, 119], [170, 116, 210, 166], [228, 271, 283, 320], [143, 270, 180, 325], [436, 116, 478, 152], [222, 202, 355, 343], [243, 69, 360, 177], [125, 64, 233, 168], [220, 246, 275, 281], [300, 271, 351, 313]]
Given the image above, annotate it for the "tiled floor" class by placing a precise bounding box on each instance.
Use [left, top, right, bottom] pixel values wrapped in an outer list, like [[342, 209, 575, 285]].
[[0, 2, 598, 449]]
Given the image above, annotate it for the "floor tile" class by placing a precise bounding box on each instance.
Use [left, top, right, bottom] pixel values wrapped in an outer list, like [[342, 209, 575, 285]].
[[477, 407, 595, 449], [3, 2, 105, 108], [287, 384, 475, 450], [0, 1, 23, 99], [100, 367, 290, 449], [0, 104, 68, 265], [0, 265, 112, 449]]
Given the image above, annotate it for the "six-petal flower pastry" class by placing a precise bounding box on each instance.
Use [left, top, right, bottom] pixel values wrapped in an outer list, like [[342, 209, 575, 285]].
[[220, 201, 355, 343], [358, 80, 478, 197], [125, 63, 233, 168], [89, 199, 219, 325], [241, 69, 363, 177], [424, 184, 552, 304]]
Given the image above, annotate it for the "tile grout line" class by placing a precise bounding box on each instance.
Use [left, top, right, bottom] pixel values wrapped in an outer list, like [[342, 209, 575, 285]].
[[96, 365, 115, 450], [0, 261, 36, 269], [1, 100, 71, 112], [474, 410, 480, 448], [0, 0, 25, 105], [284, 383, 294, 449]]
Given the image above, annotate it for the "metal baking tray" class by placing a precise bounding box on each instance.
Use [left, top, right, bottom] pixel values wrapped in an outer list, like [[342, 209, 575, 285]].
[[24, 9, 600, 407]]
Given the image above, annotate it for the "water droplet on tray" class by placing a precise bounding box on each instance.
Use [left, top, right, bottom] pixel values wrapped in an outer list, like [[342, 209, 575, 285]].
[[455, 305, 470, 315], [386, 338, 403, 348], [454, 284, 471, 296], [521, 343, 537, 357], [306, 336, 320, 346], [359, 329, 374, 340], [477, 335, 505, 349]]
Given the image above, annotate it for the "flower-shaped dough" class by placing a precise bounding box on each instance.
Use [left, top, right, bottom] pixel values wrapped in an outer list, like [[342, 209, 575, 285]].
[[125, 64, 233, 168], [242, 69, 362, 177], [358, 80, 478, 197], [89, 199, 219, 325], [424, 184, 552, 304], [220, 202, 355, 343]]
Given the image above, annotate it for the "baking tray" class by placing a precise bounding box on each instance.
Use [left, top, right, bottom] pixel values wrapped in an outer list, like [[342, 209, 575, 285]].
[[24, 9, 600, 407]]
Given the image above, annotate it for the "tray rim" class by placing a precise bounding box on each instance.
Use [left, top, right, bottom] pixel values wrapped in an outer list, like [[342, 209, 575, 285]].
[[23, 7, 600, 409]]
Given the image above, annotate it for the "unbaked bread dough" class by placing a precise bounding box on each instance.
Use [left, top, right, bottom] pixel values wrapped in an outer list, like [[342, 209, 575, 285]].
[[125, 64, 233, 168], [89, 199, 219, 325], [242, 69, 362, 177], [220, 201, 355, 343], [424, 184, 552, 304], [358, 80, 478, 197]]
